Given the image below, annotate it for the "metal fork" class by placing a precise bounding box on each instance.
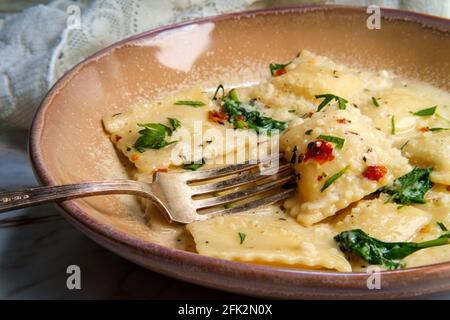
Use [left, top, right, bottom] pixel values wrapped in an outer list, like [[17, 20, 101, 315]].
[[0, 155, 295, 223]]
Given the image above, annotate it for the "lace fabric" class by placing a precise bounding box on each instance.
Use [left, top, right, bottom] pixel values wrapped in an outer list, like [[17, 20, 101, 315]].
[[50, 0, 256, 83]]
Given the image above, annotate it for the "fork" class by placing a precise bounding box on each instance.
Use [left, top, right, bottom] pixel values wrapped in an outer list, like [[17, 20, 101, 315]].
[[0, 155, 295, 223]]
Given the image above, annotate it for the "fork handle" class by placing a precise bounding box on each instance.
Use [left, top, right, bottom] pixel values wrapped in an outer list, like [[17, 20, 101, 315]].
[[0, 180, 153, 213]]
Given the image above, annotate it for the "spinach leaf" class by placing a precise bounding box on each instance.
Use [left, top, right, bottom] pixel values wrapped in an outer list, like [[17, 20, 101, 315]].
[[215, 87, 287, 135], [335, 228, 450, 270], [134, 121, 178, 152], [182, 158, 206, 171], [381, 167, 433, 205]]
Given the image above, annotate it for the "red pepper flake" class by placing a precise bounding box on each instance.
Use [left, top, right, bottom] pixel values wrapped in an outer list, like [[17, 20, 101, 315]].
[[420, 127, 430, 132], [273, 68, 287, 77], [152, 167, 168, 173], [317, 175, 324, 181], [337, 118, 349, 124], [362, 165, 387, 181], [208, 110, 228, 125], [115, 135, 123, 142], [235, 114, 246, 121], [304, 140, 335, 164]]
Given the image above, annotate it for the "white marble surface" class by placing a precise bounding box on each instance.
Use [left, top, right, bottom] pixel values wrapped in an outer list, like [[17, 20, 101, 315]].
[[0, 126, 449, 299]]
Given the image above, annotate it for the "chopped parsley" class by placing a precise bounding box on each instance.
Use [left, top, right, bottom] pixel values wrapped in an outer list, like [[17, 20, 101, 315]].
[[400, 140, 409, 151], [381, 167, 433, 205], [391, 116, 396, 135], [317, 135, 345, 149], [429, 127, 450, 132], [371, 97, 380, 107], [134, 121, 178, 152], [212, 84, 225, 100], [213, 86, 287, 135], [269, 62, 290, 76], [238, 232, 247, 244], [182, 158, 206, 171], [320, 166, 349, 192], [412, 106, 437, 117], [335, 227, 450, 270], [168, 118, 181, 131], [288, 109, 296, 113], [315, 94, 348, 112], [174, 100, 205, 107], [438, 222, 448, 232]]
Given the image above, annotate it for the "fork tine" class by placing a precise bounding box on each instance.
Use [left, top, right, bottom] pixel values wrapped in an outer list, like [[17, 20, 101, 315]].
[[184, 153, 283, 181], [202, 187, 295, 219], [190, 162, 292, 195], [194, 170, 295, 209]]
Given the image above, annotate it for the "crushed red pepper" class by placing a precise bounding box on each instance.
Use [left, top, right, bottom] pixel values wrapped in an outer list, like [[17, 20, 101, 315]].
[[273, 68, 287, 77], [304, 140, 335, 164], [152, 167, 168, 173], [208, 110, 228, 125], [337, 118, 349, 124], [362, 165, 387, 181], [115, 135, 123, 142]]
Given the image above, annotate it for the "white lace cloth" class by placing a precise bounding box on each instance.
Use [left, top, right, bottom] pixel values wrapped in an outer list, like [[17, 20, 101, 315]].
[[0, 0, 448, 129]]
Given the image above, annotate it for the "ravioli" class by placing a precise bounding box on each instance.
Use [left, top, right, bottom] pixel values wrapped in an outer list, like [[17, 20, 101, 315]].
[[403, 131, 450, 185], [333, 196, 431, 242], [270, 50, 392, 103], [281, 105, 411, 226], [405, 186, 450, 267], [103, 87, 265, 181], [103, 50, 450, 273], [187, 208, 351, 272]]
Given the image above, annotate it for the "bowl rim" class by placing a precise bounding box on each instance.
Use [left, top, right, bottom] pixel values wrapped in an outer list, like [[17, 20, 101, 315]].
[[29, 4, 450, 288]]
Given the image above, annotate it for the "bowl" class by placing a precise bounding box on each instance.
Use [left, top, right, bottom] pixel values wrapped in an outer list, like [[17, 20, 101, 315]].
[[30, 5, 450, 299]]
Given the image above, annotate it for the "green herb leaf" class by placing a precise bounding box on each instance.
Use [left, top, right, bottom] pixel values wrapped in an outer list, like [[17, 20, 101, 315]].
[[238, 232, 247, 244], [174, 100, 205, 107], [317, 135, 345, 149], [305, 129, 313, 135], [371, 97, 380, 107], [335, 227, 450, 270], [429, 128, 450, 132], [437, 222, 448, 232], [315, 94, 348, 112], [213, 84, 225, 100], [320, 166, 349, 192], [391, 116, 396, 135], [134, 123, 177, 152], [168, 118, 181, 131], [182, 158, 206, 171], [413, 106, 437, 117], [269, 63, 289, 76], [217, 89, 287, 135], [337, 97, 347, 110], [288, 109, 296, 113], [381, 167, 433, 205], [400, 140, 409, 151]]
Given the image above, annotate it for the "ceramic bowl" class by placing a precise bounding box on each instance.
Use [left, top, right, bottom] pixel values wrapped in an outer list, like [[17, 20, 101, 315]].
[[30, 5, 450, 299]]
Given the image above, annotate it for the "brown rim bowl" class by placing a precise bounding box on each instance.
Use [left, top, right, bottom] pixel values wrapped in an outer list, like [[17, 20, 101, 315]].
[[30, 5, 450, 299]]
